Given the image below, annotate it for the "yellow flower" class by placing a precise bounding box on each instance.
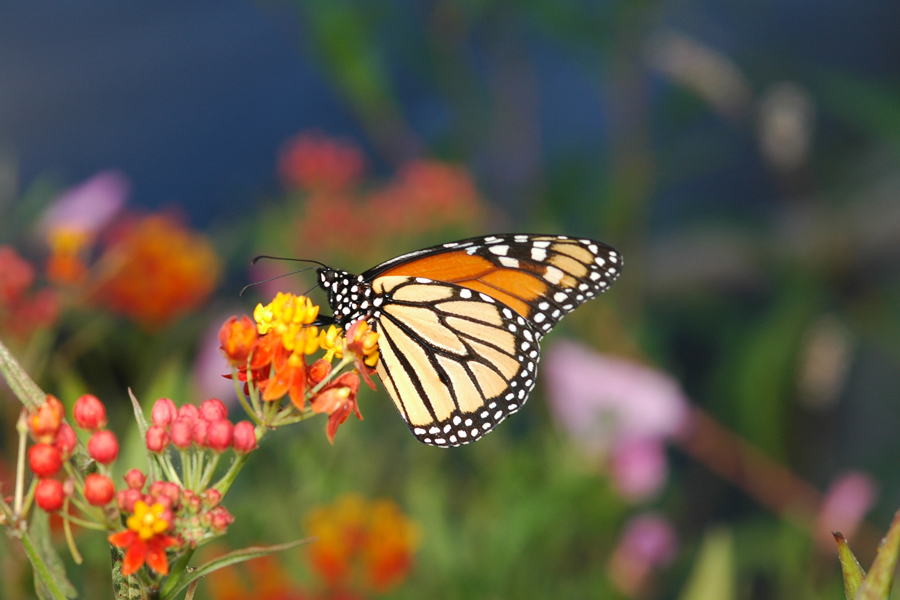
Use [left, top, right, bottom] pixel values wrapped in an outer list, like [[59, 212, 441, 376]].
[[126, 501, 170, 540], [254, 293, 321, 355], [319, 325, 344, 362]]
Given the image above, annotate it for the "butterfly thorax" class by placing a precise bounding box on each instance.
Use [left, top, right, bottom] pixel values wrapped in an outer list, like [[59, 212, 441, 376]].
[[316, 267, 375, 328]]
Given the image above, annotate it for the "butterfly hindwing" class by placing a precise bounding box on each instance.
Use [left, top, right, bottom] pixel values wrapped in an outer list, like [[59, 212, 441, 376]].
[[370, 276, 541, 447]]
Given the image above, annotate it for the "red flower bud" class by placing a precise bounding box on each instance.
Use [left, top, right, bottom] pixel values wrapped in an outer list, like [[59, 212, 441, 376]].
[[204, 506, 234, 532], [84, 474, 115, 506], [219, 315, 258, 366], [307, 359, 332, 386], [203, 488, 222, 507], [146, 425, 171, 453], [87, 430, 119, 464], [123, 469, 146, 490], [206, 419, 233, 453], [73, 394, 107, 431], [199, 398, 227, 422], [149, 481, 181, 507], [177, 403, 200, 425], [35, 479, 65, 512], [151, 397, 178, 429], [29, 395, 65, 442], [28, 443, 62, 478], [183, 489, 202, 513], [231, 421, 257, 454], [117, 488, 142, 513], [192, 419, 209, 447], [53, 423, 77, 460], [170, 418, 194, 449]]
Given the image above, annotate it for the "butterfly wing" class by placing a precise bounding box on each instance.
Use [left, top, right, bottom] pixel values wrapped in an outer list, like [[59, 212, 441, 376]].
[[370, 276, 541, 446], [364, 233, 622, 337]]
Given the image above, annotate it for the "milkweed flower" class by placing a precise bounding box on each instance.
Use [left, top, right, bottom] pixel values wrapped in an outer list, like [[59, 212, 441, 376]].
[[278, 132, 366, 192], [305, 495, 420, 593], [92, 214, 221, 329], [0, 247, 60, 340], [108, 501, 178, 576]]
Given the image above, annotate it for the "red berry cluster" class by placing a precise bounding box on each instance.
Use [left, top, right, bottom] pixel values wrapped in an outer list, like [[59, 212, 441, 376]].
[[146, 397, 256, 455], [27, 394, 119, 512]]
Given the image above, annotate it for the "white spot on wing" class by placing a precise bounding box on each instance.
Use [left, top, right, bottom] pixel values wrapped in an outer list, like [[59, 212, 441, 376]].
[[489, 245, 509, 256], [499, 256, 519, 268]]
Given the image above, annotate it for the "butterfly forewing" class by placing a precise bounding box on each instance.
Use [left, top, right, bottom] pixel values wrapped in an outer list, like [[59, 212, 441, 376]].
[[366, 234, 622, 336], [370, 277, 540, 447]]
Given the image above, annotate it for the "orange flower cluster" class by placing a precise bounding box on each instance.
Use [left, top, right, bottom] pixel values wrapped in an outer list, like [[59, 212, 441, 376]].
[[288, 132, 485, 260], [219, 294, 378, 443], [91, 215, 221, 329], [305, 495, 420, 594], [108, 500, 178, 576], [0, 246, 60, 341]]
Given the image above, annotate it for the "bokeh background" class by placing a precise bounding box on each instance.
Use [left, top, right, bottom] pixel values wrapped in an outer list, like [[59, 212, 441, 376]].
[[2, 0, 900, 598]]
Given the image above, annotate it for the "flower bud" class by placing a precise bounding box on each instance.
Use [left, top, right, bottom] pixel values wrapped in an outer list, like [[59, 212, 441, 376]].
[[151, 397, 178, 429], [146, 425, 171, 453], [87, 430, 119, 464], [53, 423, 77, 460], [73, 394, 107, 431], [28, 443, 62, 478], [149, 481, 181, 507], [204, 506, 234, 532], [183, 489, 202, 513], [117, 488, 142, 513], [35, 479, 65, 512], [219, 315, 258, 366], [177, 404, 200, 425], [192, 419, 209, 447], [29, 395, 64, 442], [170, 418, 194, 449], [123, 469, 146, 490], [231, 421, 257, 454], [206, 419, 233, 453], [199, 398, 227, 422], [307, 359, 332, 386], [203, 488, 222, 507], [84, 474, 115, 506]]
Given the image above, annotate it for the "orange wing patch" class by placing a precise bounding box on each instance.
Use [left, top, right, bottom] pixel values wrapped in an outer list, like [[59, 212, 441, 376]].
[[379, 252, 549, 318]]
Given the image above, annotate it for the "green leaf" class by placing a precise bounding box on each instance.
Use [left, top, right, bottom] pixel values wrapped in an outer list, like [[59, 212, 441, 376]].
[[0, 336, 46, 410], [24, 511, 77, 599], [678, 528, 736, 600], [162, 538, 314, 600], [833, 532, 865, 600], [855, 509, 900, 600], [110, 545, 143, 599], [128, 388, 162, 482]]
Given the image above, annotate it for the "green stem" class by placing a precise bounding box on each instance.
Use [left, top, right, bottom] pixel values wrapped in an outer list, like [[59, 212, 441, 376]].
[[198, 453, 220, 490], [0, 336, 46, 410], [19, 529, 69, 600], [20, 478, 37, 516], [179, 450, 191, 490], [159, 453, 183, 488], [271, 410, 318, 427], [61, 498, 84, 564], [233, 374, 262, 425], [69, 496, 108, 525], [58, 510, 110, 531], [159, 548, 195, 600], [211, 447, 256, 498]]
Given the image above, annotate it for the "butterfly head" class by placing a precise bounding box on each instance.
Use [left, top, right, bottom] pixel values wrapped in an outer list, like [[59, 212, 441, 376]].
[[316, 267, 372, 328]]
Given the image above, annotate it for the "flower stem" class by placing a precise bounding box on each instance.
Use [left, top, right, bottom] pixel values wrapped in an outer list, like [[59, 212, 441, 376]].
[[159, 547, 195, 599], [18, 529, 69, 600], [61, 499, 84, 564], [14, 410, 28, 516], [233, 373, 262, 425], [198, 453, 220, 490]]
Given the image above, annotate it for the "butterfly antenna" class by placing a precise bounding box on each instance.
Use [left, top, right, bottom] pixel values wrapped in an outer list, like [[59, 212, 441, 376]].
[[239, 266, 315, 297], [250, 255, 328, 268]]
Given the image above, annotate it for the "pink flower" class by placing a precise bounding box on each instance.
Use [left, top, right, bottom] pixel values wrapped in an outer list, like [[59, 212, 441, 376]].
[[610, 438, 670, 502], [816, 471, 878, 549], [608, 513, 678, 596], [40, 170, 128, 240], [544, 340, 690, 452]]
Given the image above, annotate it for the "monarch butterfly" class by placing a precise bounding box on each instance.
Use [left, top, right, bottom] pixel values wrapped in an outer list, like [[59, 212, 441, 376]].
[[315, 234, 622, 447]]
